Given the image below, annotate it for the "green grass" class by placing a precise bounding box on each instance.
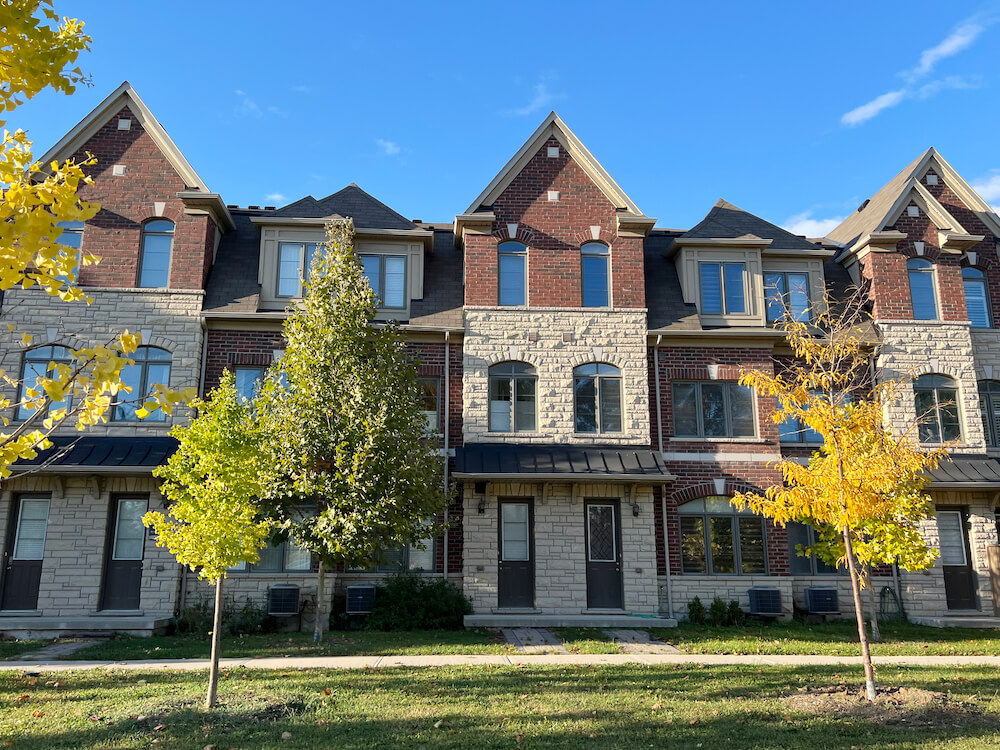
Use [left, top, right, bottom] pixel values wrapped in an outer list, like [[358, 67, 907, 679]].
[[550, 628, 621, 654], [0, 640, 45, 660], [0, 664, 998, 748], [653, 620, 1000, 656]]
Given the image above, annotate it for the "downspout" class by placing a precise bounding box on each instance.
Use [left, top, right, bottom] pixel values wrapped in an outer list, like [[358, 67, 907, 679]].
[[661, 483, 673, 620], [654, 335, 664, 455], [868, 347, 903, 608], [442, 331, 450, 581], [654, 336, 673, 619]]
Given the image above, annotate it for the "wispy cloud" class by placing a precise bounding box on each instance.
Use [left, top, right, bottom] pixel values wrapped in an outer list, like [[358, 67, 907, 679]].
[[234, 89, 261, 118], [972, 169, 1000, 211], [375, 138, 401, 156], [783, 211, 846, 238], [504, 82, 565, 117], [841, 90, 906, 127], [266, 193, 286, 204], [910, 21, 988, 80]]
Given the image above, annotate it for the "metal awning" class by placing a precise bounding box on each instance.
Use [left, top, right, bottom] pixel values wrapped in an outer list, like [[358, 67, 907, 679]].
[[454, 443, 674, 482], [927, 458, 1000, 489], [10, 436, 177, 475]]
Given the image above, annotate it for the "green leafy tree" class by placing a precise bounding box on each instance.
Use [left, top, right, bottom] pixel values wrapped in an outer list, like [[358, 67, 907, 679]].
[[257, 219, 445, 642], [143, 372, 272, 708], [732, 292, 947, 701]]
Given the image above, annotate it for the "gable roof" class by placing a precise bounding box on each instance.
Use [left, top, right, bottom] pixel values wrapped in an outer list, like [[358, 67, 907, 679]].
[[827, 147, 1000, 248], [39, 81, 211, 191], [680, 199, 825, 251], [265, 183, 417, 230], [464, 111, 648, 217]]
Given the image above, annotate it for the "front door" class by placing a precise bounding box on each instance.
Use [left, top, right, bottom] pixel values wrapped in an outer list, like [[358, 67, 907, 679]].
[[498, 500, 533, 608], [0, 496, 50, 611], [586, 500, 623, 609], [937, 508, 977, 610], [100, 496, 147, 611]]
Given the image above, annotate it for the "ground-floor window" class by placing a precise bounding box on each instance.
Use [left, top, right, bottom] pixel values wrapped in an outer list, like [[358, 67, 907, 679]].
[[786, 521, 842, 575], [230, 537, 311, 573], [678, 496, 766, 575]]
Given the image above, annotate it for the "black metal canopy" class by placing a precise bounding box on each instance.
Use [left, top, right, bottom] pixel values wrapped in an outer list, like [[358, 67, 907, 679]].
[[10, 436, 178, 474], [455, 443, 673, 482]]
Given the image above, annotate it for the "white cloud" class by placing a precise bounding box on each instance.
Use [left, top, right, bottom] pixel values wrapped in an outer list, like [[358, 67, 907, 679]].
[[972, 170, 1000, 212], [234, 89, 262, 118], [375, 138, 401, 156], [911, 22, 987, 79], [841, 90, 906, 126], [266, 193, 286, 204], [783, 211, 845, 238], [915, 75, 981, 98], [505, 82, 564, 117]]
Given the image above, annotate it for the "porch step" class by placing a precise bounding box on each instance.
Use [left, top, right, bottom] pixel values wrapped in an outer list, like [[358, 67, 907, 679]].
[[909, 615, 1000, 629], [0, 616, 172, 638], [500, 627, 567, 653], [466, 614, 677, 628]]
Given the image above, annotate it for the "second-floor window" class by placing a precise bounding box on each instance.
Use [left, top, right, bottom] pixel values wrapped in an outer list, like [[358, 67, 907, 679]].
[[963, 267, 991, 328], [114, 346, 172, 422], [673, 381, 755, 438], [765, 271, 810, 323], [489, 361, 536, 432], [277, 242, 321, 297], [915, 373, 960, 443], [233, 366, 264, 402], [418, 377, 440, 434], [498, 241, 527, 306], [574, 363, 622, 433], [56, 220, 84, 283], [699, 261, 746, 315], [138, 219, 174, 288], [581, 242, 610, 307], [18, 346, 73, 420], [980, 380, 1000, 447], [361, 254, 407, 309], [907, 258, 938, 320]]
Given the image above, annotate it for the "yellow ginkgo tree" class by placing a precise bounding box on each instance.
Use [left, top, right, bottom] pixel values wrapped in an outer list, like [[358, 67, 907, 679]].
[[0, 0, 192, 478], [732, 290, 948, 702]]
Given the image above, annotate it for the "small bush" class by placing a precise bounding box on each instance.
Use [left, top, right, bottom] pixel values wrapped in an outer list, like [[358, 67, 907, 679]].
[[727, 600, 745, 626], [707, 596, 729, 626], [175, 596, 276, 637], [366, 574, 472, 631], [687, 596, 706, 625]]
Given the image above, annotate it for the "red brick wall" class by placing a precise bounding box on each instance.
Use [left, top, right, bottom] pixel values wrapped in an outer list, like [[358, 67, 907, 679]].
[[890, 201, 966, 322], [408, 341, 464, 447], [464, 136, 645, 308], [204, 329, 285, 394], [71, 105, 213, 290]]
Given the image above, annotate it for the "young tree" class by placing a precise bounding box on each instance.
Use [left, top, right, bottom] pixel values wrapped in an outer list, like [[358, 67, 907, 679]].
[[257, 220, 445, 642], [143, 372, 272, 709], [732, 292, 946, 701]]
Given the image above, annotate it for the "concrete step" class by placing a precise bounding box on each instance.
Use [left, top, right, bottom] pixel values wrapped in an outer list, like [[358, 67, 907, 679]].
[[909, 615, 1000, 629], [0, 616, 172, 638], [466, 614, 677, 628]]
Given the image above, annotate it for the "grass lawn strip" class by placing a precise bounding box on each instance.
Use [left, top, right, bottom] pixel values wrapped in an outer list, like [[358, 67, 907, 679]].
[[0, 640, 46, 660], [1, 664, 998, 749], [550, 628, 621, 654]]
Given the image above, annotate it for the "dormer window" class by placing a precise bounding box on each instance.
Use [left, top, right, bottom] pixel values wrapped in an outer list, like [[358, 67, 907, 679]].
[[963, 267, 990, 328], [764, 272, 810, 323], [699, 261, 746, 315], [907, 258, 938, 320], [361, 254, 407, 309], [276, 242, 321, 297], [498, 241, 527, 306]]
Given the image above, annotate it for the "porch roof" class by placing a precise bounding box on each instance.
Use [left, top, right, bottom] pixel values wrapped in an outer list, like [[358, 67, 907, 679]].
[[454, 443, 674, 482], [10, 436, 177, 475], [927, 457, 1000, 488]]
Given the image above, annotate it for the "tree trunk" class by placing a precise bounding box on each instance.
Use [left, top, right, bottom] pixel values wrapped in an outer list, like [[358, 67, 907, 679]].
[[864, 564, 881, 642], [206, 575, 223, 709], [843, 527, 876, 701], [314, 561, 325, 644]]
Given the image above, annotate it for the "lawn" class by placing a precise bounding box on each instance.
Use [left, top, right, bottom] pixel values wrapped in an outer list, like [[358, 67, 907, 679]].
[[653, 620, 1000, 656], [551, 628, 620, 654], [0, 640, 44, 660], [0, 664, 998, 749]]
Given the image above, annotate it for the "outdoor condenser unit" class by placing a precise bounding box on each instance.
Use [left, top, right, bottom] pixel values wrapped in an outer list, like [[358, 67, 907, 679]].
[[747, 586, 782, 616], [805, 586, 839, 614], [267, 584, 301, 616], [346, 584, 377, 615]]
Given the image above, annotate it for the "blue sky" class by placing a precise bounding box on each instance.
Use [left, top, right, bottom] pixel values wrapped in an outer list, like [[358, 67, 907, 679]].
[[16, 1, 1000, 235]]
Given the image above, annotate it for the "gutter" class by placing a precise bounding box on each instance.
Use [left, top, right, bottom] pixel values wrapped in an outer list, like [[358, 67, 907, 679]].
[[661, 483, 673, 619]]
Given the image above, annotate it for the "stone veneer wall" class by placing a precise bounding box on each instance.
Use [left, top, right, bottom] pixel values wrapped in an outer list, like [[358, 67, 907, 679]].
[[463, 308, 649, 445], [665, 576, 794, 619], [462, 481, 659, 615]]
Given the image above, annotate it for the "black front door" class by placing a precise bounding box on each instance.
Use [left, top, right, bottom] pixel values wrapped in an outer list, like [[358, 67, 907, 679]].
[[100, 496, 147, 611], [937, 508, 977, 610], [586, 500, 623, 609], [498, 499, 533, 608], [0, 495, 50, 611]]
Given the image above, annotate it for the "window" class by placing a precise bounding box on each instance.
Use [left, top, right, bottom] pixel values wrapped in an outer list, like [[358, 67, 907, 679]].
[[138, 219, 174, 287], [498, 241, 527, 306], [360, 541, 436, 573], [574, 363, 622, 433], [979, 380, 1000, 447], [678, 496, 766, 575], [907, 258, 938, 320], [233, 367, 264, 402], [56, 220, 84, 283], [18, 346, 73, 421], [672, 382, 755, 438], [489, 362, 536, 432], [276, 242, 322, 297], [776, 390, 845, 444], [233, 536, 311, 573], [581, 242, 610, 307], [963, 267, 990, 328], [113, 346, 172, 422], [786, 522, 841, 575], [765, 271, 810, 323], [699, 261, 746, 315], [418, 377, 441, 434], [361, 254, 407, 309], [915, 374, 960, 443]]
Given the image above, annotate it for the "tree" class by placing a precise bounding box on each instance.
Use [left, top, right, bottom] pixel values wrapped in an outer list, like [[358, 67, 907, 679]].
[[732, 292, 946, 701], [143, 372, 272, 709], [0, 1, 191, 477], [257, 219, 445, 642]]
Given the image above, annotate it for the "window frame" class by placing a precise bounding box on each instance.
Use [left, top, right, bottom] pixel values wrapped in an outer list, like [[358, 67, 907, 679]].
[[230, 536, 313, 574], [979, 380, 1000, 447], [418, 376, 441, 435], [17, 345, 74, 421], [573, 363, 623, 434], [677, 496, 768, 575], [907, 257, 939, 321], [963, 266, 991, 328], [488, 361, 537, 433], [671, 381, 756, 439], [233, 366, 265, 402], [498, 241, 527, 306], [359, 253, 408, 310], [137, 219, 175, 288], [580, 242, 610, 308], [698, 261, 747, 315], [914, 373, 961, 444], [786, 521, 843, 575], [111, 346, 172, 423], [764, 270, 811, 324]]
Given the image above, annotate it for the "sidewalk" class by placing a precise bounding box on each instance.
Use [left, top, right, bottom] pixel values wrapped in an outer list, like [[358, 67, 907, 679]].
[[3, 652, 1000, 672]]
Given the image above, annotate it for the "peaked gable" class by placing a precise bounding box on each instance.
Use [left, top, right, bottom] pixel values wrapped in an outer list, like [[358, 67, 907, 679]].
[[268, 184, 417, 230], [683, 199, 824, 251]]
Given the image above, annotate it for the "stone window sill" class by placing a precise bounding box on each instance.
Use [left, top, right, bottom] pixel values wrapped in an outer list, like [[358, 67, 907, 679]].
[[0, 609, 41, 617], [91, 610, 144, 617], [669, 437, 770, 445]]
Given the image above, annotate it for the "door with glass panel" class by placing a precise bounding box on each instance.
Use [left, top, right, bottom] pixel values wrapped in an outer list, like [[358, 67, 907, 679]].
[[585, 501, 623, 609], [936, 508, 977, 610], [100, 496, 147, 611], [498, 500, 533, 608], [1, 496, 50, 610]]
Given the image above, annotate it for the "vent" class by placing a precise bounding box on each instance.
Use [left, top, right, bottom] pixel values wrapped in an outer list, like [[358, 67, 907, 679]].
[[547, 146, 559, 158], [117, 118, 131, 131], [805, 586, 839, 614], [346, 584, 377, 615], [747, 587, 782, 616], [267, 584, 300, 616], [926, 173, 939, 186], [907, 205, 920, 217], [112, 165, 126, 176]]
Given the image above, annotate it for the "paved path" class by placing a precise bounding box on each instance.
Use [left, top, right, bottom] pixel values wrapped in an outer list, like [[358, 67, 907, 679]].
[[11, 639, 105, 661], [3, 653, 1000, 672], [500, 627, 567, 653], [604, 629, 680, 654]]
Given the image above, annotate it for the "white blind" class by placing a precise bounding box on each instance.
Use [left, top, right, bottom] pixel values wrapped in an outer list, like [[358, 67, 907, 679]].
[[112, 499, 147, 561], [13, 499, 49, 560]]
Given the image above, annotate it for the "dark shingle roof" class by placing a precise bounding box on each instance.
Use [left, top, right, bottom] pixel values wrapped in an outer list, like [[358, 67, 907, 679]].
[[203, 209, 263, 313], [409, 226, 463, 329], [644, 230, 701, 331], [455, 443, 672, 480], [12, 436, 177, 473], [269, 184, 417, 230], [683, 199, 821, 252], [928, 458, 1000, 487]]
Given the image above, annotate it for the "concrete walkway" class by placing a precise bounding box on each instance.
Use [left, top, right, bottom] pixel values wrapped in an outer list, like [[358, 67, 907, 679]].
[[3, 653, 1000, 672]]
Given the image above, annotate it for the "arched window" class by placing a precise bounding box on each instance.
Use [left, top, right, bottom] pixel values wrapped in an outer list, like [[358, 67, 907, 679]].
[[114, 346, 172, 422], [498, 241, 527, 306], [915, 374, 960, 443], [138, 219, 174, 288], [488, 361, 536, 432], [907, 258, 938, 320], [963, 267, 991, 328], [677, 496, 766, 575], [979, 380, 1000, 447], [574, 363, 622, 433], [17, 346, 73, 420], [581, 242, 610, 307]]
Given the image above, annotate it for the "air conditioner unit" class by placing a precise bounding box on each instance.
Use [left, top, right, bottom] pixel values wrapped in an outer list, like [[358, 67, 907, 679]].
[[805, 586, 839, 614], [346, 584, 377, 615], [747, 587, 782, 616], [267, 584, 300, 616]]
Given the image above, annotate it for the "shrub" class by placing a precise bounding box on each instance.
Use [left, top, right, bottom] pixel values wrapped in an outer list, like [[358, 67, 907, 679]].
[[707, 596, 729, 626], [727, 600, 745, 626], [175, 596, 277, 637], [687, 596, 706, 625], [366, 574, 472, 631]]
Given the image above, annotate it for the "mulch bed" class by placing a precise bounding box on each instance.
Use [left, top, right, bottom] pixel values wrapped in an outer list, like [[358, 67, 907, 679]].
[[782, 685, 994, 728]]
